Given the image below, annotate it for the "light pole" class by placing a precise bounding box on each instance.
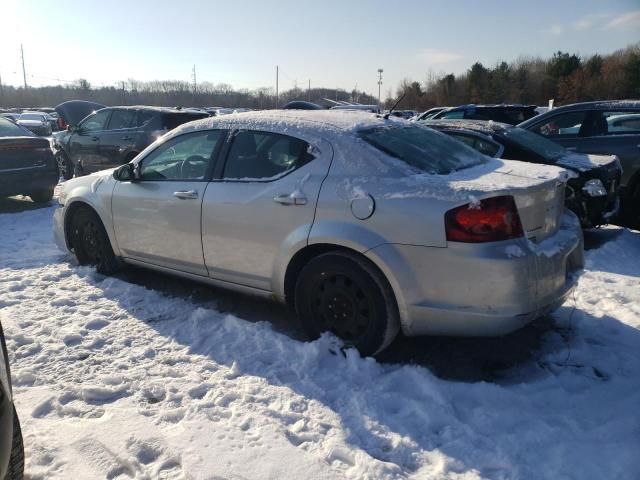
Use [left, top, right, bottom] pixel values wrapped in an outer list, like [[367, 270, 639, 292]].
[[377, 68, 383, 108]]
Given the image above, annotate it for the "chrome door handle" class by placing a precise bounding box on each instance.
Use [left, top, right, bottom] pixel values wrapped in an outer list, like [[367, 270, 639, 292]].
[[173, 190, 198, 199], [274, 194, 307, 205]]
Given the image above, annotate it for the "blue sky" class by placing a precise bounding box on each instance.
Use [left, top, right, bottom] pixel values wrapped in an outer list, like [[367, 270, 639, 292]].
[[1, 0, 639, 96]]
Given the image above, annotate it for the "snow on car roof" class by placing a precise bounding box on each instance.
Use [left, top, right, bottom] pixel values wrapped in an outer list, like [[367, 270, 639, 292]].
[[422, 119, 512, 134], [177, 109, 403, 136]]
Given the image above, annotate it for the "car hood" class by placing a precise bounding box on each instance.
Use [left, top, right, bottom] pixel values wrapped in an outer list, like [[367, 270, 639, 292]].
[[555, 153, 619, 173], [55, 100, 106, 126]]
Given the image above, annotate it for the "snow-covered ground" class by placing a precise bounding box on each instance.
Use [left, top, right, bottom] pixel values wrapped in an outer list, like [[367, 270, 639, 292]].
[[0, 198, 639, 480]]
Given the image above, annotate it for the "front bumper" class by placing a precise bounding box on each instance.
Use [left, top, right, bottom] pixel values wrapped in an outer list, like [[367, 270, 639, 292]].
[[368, 211, 584, 337], [0, 167, 58, 197], [53, 206, 68, 252]]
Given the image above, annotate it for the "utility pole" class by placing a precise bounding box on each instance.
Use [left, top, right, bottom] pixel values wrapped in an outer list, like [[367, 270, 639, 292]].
[[21, 44, 28, 89], [377, 68, 383, 108], [275, 65, 279, 108], [308, 79, 311, 102], [121, 81, 126, 104]]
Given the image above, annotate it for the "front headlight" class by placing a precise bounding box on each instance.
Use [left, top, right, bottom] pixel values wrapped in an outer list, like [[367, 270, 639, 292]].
[[582, 179, 607, 197], [58, 188, 67, 206]]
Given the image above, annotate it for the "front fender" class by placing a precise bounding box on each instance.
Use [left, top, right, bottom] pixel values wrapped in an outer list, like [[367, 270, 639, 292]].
[[62, 176, 119, 255]]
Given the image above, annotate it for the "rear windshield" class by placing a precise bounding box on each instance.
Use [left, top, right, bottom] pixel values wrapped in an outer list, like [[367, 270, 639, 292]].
[[161, 113, 208, 130], [496, 127, 566, 161], [0, 118, 34, 137], [358, 124, 487, 174]]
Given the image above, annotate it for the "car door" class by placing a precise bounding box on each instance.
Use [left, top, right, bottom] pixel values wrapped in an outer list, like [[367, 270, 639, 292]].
[[201, 129, 333, 291], [566, 109, 640, 188], [99, 108, 138, 169], [70, 109, 112, 173], [112, 129, 225, 276]]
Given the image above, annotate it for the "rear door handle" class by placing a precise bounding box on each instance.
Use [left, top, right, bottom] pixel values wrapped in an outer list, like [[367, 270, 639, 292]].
[[274, 194, 307, 205], [173, 190, 198, 199], [91, 136, 99, 142], [122, 136, 133, 141], [565, 147, 577, 151]]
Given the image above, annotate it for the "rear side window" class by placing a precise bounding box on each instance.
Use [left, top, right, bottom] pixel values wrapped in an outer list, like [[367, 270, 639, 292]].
[[136, 110, 155, 128], [603, 111, 640, 134], [531, 112, 586, 137], [107, 110, 135, 130], [223, 131, 314, 180], [359, 125, 486, 174], [447, 132, 501, 157], [439, 110, 464, 119], [161, 113, 207, 130]]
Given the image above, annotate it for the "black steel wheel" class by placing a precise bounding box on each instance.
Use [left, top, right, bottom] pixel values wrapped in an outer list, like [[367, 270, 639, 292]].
[[295, 251, 399, 356], [70, 208, 119, 274]]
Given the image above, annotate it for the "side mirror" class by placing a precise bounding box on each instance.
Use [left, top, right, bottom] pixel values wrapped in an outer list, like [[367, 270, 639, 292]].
[[113, 163, 137, 182]]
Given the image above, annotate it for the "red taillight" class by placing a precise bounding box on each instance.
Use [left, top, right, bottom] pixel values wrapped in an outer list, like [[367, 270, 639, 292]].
[[445, 195, 524, 243], [58, 117, 68, 130]]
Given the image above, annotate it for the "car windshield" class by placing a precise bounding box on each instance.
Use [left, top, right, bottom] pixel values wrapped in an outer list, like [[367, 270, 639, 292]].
[[19, 113, 45, 121], [496, 127, 567, 161], [0, 117, 34, 137], [358, 124, 487, 174]]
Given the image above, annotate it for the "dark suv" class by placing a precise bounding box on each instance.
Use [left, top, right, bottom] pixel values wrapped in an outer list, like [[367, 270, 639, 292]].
[[431, 104, 539, 125], [518, 100, 640, 226], [52, 105, 208, 179], [0, 319, 24, 480]]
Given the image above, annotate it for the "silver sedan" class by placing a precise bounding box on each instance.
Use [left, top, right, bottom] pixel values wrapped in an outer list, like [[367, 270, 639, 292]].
[[54, 111, 583, 355]]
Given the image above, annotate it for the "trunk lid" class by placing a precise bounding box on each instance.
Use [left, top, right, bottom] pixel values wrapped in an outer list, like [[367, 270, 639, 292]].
[[0, 137, 53, 171], [445, 159, 569, 243]]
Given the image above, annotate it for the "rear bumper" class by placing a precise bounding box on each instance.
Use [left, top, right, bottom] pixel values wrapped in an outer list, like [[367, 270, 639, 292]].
[[367, 211, 584, 337], [0, 168, 58, 197]]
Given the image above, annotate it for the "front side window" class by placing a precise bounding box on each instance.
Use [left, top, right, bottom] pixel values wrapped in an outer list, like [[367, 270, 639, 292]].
[[359, 125, 487, 174], [80, 110, 111, 132], [139, 130, 222, 181], [531, 111, 586, 137], [107, 109, 136, 130], [439, 110, 464, 119], [223, 131, 314, 180]]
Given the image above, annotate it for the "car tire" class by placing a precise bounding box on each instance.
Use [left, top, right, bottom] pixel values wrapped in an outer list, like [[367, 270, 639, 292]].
[[70, 208, 119, 275], [56, 152, 73, 180], [294, 251, 400, 356], [29, 188, 54, 204], [4, 406, 24, 480]]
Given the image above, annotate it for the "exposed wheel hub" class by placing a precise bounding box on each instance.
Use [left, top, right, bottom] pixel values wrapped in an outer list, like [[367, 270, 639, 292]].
[[315, 273, 370, 340]]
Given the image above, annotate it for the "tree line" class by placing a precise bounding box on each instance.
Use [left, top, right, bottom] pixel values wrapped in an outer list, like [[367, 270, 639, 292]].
[[0, 42, 637, 111], [0, 77, 377, 110], [390, 42, 640, 110]]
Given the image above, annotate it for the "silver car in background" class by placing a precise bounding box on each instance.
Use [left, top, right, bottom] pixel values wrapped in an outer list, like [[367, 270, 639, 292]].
[[16, 111, 53, 136], [53, 111, 583, 355]]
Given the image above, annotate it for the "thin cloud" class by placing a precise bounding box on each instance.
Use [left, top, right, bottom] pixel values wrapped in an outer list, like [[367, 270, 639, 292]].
[[605, 10, 640, 29], [417, 49, 463, 65], [543, 24, 564, 36], [573, 13, 610, 30]]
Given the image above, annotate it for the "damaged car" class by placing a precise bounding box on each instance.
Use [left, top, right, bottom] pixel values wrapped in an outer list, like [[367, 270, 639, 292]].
[[52, 101, 208, 179], [423, 119, 622, 228]]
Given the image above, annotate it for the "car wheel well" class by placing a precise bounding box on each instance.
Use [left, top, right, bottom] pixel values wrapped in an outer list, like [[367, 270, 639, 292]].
[[64, 202, 101, 250], [284, 244, 390, 309]]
